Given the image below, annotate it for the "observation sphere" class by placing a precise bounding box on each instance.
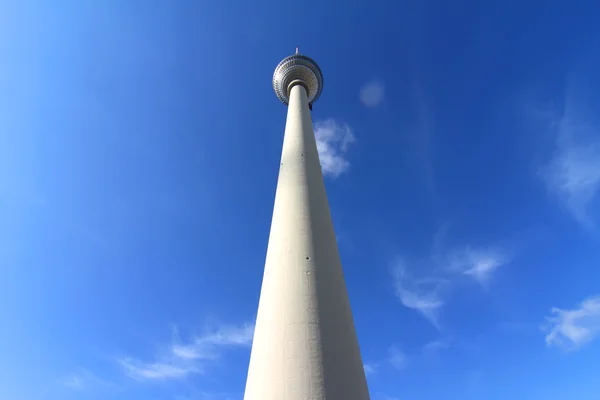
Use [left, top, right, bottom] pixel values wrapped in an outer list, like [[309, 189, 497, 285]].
[[272, 54, 324, 106]]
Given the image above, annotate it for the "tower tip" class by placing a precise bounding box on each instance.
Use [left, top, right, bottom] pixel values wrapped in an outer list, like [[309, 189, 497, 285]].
[[273, 51, 323, 106]]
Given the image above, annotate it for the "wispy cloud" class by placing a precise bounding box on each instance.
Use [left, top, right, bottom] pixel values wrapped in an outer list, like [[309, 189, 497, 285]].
[[377, 396, 400, 400], [392, 261, 448, 328], [61, 369, 119, 391], [542, 119, 600, 226], [448, 246, 512, 286], [422, 339, 449, 356], [388, 346, 408, 370], [538, 73, 600, 227], [172, 324, 254, 359], [314, 119, 355, 178], [63, 375, 84, 390], [544, 295, 600, 351], [175, 391, 241, 400], [120, 359, 194, 380], [363, 363, 377, 375], [359, 81, 385, 108], [364, 339, 448, 375], [391, 226, 514, 328], [119, 323, 254, 381]]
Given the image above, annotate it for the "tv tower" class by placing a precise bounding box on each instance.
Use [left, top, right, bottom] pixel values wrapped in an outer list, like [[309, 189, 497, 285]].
[[243, 51, 370, 400]]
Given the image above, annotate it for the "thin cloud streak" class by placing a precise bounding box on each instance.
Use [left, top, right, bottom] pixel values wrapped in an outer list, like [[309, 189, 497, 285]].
[[543, 128, 600, 226], [448, 246, 512, 286], [363, 339, 448, 375], [172, 323, 254, 360], [314, 119, 355, 178], [544, 295, 600, 351], [363, 363, 377, 375], [392, 261, 447, 329], [174, 390, 241, 400], [63, 375, 84, 390], [422, 339, 449, 356], [120, 359, 195, 381], [391, 226, 514, 328], [541, 81, 600, 226], [119, 323, 254, 381], [61, 369, 120, 391], [388, 346, 407, 370]]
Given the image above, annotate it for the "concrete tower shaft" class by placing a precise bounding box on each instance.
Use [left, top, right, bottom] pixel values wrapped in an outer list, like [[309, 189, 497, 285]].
[[243, 53, 370, 400]]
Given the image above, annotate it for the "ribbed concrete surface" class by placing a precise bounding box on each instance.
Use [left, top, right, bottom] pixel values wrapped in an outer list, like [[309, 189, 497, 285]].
[[243, 84, 370, 400]]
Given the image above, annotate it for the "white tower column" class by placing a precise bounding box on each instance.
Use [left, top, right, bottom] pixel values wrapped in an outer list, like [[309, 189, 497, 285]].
[[243, 54, 370, 400]]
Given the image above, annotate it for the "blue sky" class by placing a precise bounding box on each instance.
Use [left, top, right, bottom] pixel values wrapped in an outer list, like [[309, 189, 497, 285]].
[[1, 0, 600, 399]]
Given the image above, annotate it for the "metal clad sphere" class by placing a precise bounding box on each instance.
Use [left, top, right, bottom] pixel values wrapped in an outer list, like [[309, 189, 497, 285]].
[[272, 54, 324, 106]]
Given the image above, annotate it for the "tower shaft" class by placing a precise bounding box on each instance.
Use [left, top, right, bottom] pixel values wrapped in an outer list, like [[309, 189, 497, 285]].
[[244, 83, 370, 400]]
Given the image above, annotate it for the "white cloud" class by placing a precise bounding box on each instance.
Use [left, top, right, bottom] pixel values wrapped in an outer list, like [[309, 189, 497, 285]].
[[360, 81, 385, 108], [120, 359, 195, 380], [365, 341, 447, 375], [391, 227, 514, 328], [392, 261, 448, 328], [363, 363, 377, 375], [448, 246, 512, 285], [543, 117, 600, 225], [63, 375, 84, 390], [535, 71, 600, 227], [374, 395, 401, 400], [544, 295, 600, 351], [388, 346, 407, 370], [175, 391, 240, 400], [314, 119, 355, 178], [172, 323, 254, 360], [119, 323, 254, 381], [61, 369, 119, 391], [203, 323, 254, 345], [422, 339, 449, 356]]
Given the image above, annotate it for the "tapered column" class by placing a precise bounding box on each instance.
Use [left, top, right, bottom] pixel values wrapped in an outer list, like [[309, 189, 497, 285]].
[[243, 82, 370, 400]]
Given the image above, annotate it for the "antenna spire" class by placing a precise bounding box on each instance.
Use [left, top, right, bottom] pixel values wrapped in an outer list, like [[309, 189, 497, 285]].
[[296, 47, 299, 54]]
